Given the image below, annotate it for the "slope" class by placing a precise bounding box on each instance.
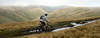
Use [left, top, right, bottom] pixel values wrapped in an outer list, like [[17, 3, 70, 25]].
[[48, 7, 100, 19], [0, 6, 45, 24]]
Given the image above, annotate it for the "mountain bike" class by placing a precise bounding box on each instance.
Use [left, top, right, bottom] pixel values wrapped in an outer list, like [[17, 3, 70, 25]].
[[35, 22, 54, 32]]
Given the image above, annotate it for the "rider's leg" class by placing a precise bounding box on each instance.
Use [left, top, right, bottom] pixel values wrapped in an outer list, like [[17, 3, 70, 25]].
[[40, 21, 45, 26], [40, 21, 46, 32]]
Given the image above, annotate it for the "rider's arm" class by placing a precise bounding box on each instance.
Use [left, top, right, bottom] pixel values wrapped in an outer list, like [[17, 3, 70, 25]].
[[46, 17, 48, 22], [44, 16, 48, 23]]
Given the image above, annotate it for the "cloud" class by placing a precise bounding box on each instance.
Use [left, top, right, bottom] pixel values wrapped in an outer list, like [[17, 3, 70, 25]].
[[0, 0, 100, 7], [0, 0, 37, 6], [65, 0, 100, 7]]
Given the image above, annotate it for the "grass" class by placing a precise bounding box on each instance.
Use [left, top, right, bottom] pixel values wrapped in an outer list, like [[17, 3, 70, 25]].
[[48, 7, 100, 19], [0, 6, 100, 38], [0, 21, 40, 38], [0, 16, 15, 24], [0, 7, 45, 24], [50, 16, 100, 26], [0, 16, 98, 38], [14, 18, 100, 38]]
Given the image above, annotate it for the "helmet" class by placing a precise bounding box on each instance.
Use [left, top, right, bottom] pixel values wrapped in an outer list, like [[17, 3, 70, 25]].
[[45, 13, 48, 16]]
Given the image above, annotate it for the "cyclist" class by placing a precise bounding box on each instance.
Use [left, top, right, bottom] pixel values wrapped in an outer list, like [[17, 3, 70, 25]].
[[40, 13, 48, 26]]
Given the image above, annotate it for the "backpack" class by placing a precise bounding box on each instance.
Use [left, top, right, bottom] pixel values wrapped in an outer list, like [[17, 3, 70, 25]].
[[40, 15, 44, 19]]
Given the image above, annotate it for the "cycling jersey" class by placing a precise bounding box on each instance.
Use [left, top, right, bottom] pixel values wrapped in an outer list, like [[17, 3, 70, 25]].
[[40, 15, 48, 22]]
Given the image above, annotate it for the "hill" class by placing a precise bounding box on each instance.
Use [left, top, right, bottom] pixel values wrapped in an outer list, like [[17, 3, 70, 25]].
[[27, 5, 68, 12], [48, 7, 100, 20], [0, 6, 45, 24], [0, 7, 100, 38]]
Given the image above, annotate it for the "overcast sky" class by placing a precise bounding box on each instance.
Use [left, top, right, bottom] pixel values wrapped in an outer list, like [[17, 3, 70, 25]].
[[0, 0, 100, 7]]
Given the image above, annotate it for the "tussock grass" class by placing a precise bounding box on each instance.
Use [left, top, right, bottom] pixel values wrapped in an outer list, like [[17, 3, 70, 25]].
[[0, 21, 40, 38], [0, 16, 100, 38], [15, 19, 100, 38]]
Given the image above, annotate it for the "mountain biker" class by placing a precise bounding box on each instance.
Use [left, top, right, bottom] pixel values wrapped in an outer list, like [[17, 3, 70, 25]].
[[40, 13, 48, 26]]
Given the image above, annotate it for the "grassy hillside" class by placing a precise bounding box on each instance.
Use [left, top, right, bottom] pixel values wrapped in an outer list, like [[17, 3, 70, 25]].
[[0, 6, 45, 24], [28, 20, 100, 38], [0, 7, 100, 38], [0, 16, 15, 24], [13, 17, 100, 38], [0, 16, 99, 38], [48, 7, 100, 19]]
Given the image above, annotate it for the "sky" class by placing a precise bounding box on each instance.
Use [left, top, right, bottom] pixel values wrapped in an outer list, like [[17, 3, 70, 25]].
[[0, 0, 100, 7]]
